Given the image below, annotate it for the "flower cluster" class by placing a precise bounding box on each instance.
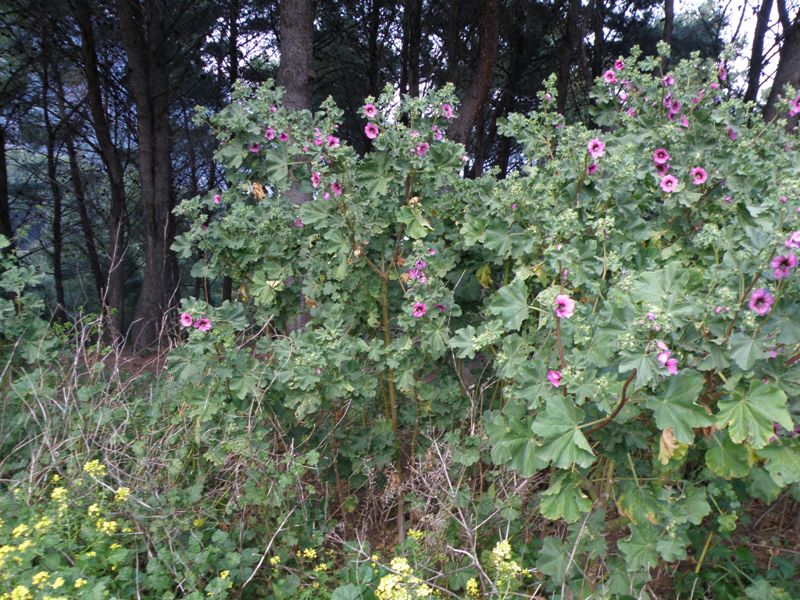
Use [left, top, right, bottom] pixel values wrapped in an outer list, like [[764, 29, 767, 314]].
[[179, 312, 212, 332], [375, 557, 433, 600], [655, 341, 679, 375]]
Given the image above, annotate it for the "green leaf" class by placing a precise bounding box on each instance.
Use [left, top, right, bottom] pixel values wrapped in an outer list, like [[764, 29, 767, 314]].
[[729, 333, 768, 370], [531, 396, 595, 468], [487, 277, 529, 331], [656, 531, 689, 562], [539, 472, 592, 523], [299, 200, 332, 226], [645, 372, 712, 444], [263, 145, 289, 183], [484, 413, 546, 477], [356, 152, 392, 196], [331, 584, 363, 600], [449, 325, 477, 359], [536, 537, 573, 585], [716, 381, 792, 449], [705, 431, 753, 479], [756, 439, 800, 487], [618, 524, 659, 572], [618, 353, 656, 390]]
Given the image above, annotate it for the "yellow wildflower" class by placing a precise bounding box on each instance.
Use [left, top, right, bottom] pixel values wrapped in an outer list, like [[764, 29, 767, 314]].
[[74, 579, 87, 589], [114, 487, 130, 502], [34, 516, 52, 532], [85, 551, 96, 558], [83, 460, 107, 477], [313, 562, 328, 573], [17, 540, 33, 552], [192, 519, 205, 528], [51, 474, 61, 483], [10, 586, 31, 600], [466, 577, 480, 597], [219, 570, 230, 580], [302, 548, 317, 560], [110, 543, 121, 550], [49, 578, 64, 590], [492, 540, 512, 561], [88, 504, 100, 517], [122, 527, 132, 533], [407, 529, 425, 542], [12, 524, 29, 538], [268, 555, 281, 566], [32, 571, 49, 587]]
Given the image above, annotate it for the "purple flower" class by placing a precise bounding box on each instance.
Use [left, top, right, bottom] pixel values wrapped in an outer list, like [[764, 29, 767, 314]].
[[293, 217, 304, 228], [547, 370, 562, 387], [587, 138, 606, 158], [748, 288, 774, 316], [603, 69, 617, 84], [680, 115, 689, 128], [412, 302, 427, 318], [662, 74, 675, 87], [790, 95, 800, 117], [269, 105, 277, 113], [785, 231, 800, 249], [326, 135, 340, 148], [416, 142, 430, 157], [311, 172, 321, 188], [363, 103, 378, 118], [435, 303, 446, 313], [407, 268, 421, 280], [691, 167, 708, 185], [653, 148, 670, 165], [771, 253, 797, 279], [278, 132, 289, 142], [194, 317, 212, 332], [718, 62, 727, 82], [415, 259, 427, 270], [331, 181, 343, 196], [364, 123, 380, 140], [586, 162, 598, 176], [660, 175, 678, 193], [655, 162, 670, 176], [727, 127, 737, 141], [249, 143, 261, 153], [554, 294, 575, 319], [265, 127, 276, 140], [179, 312, 193, 328], [665, 358, 679, 375], [441, 103, 454, 119], [614, 59, 624, 70]]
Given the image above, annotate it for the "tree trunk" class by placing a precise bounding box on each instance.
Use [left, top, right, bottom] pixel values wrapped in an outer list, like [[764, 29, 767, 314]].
[[556, 0, 580, 115], [449, 0, 499, 144], [765, 2, 800, 123], [229, 0, 240, 87], [401, 0, 422, 97], [40, 59, 67, 322], [278, 0, 314, 110], [54, 69, 105, 303], [73, 0, 126, 340], [591, 0, 605, 79], [115, 0, 178, 349], [663, 0, 674, 60], [0, 128, 12, 251], [745, 0, 774, 103]]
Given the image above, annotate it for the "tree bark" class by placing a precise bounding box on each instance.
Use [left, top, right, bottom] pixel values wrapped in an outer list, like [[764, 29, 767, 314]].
[[663, 0, 674, 49], [40, 57, 67, 322], [277, 0, 314, 111], [745, 0, 774, 103], [765, 1, 800, 123], [400, 0, 422, 97], [73, 0, 127, 340], [449, 0, 499, 144], [556, 0, 580, 115], [229, 0, 240, 87], [115, 0, 178, 349], [54, 69, 105, 303], [591, 0, 606, 79], [0, 128, 12, 251]]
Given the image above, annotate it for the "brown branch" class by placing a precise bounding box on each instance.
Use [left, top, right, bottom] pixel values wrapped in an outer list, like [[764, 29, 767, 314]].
[[584, 369, 637, 435]]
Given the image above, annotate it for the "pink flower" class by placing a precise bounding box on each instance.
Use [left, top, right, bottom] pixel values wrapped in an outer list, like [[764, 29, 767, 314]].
[[780, 195, 788, 204], [660, 174, 678, 193], [586, 162, 598, 175], [179, 312, 193, 328], [416, 142, 430, 157], [412, 302, 427, 318], [428, 247, 437, 256], [603, 69, 617, 84], [311, 172, 321, 188], [278, 132, 289, 142], [785, 231, 800, 249], [587, 138, 605, 158], [213, 194, 221, 205], [771, 253, 797, 279], [655, 162, 670, 176], [653, 148, 670, 165], [724, 195, 733, 204], [265, 127, 276, 140], [680, 115, 689, 128], [554, 294, 575, 319], [441, 103, 454, 118], [294, 217, 304, 228], [718, 63, 727, 82], [657, 350, 671, 366], [790, 96, 800, 117], [547, 370, 562, 387], [194, 317, 212, 332], [662, 74, 674, 87], [326, 135, 340, 148], [363, 103, 378, 118], [614, 59, 624, 70], [410, 130, 420, 138], [331, 181, 343, 196], [748, 288, 774, 316], [432, 125, 443, 141], [435, 303, 446, 313], [625, 107, 637, 117], [323, 192, 330, 200], [364, 123, 380, 139], [415, 259, 427, 270], [727, 127, 737, 141], [249, 143, 260, 153], [408, 268, 421, 280], [710, 81, 719, 90], [690, 167, 708, 185], [665, 358, 679, 375]]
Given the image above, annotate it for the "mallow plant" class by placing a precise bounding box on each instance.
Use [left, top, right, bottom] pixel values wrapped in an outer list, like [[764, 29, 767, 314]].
[[173, 44, 800, 596]]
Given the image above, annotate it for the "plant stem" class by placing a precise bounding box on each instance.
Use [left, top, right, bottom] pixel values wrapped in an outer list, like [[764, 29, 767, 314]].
[[583, 369, 637, 435]]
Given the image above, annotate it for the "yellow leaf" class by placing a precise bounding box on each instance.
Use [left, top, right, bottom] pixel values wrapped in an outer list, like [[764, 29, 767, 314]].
[[658, 428, 678, 465]]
